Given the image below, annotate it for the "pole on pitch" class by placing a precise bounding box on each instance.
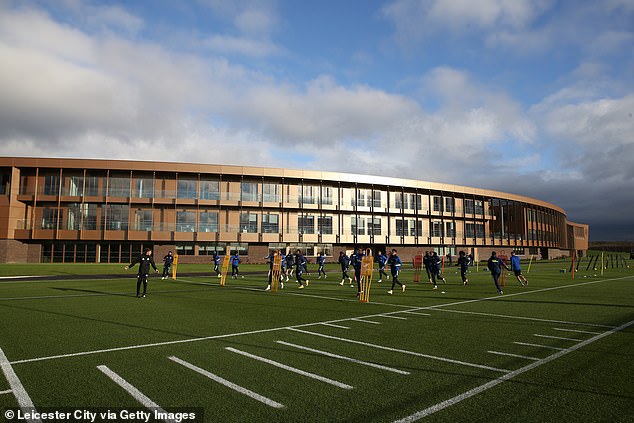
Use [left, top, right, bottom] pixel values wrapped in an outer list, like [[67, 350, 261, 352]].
[[527, 255, 534, 273], [601, 252, 604, 276], [270, 251, 282, 292], [359, 249, 374, 303], [570, 251, 575, 280], [413, 251, 423, 283], [172, 253, 179, 280], [220, 253, 231, 287]]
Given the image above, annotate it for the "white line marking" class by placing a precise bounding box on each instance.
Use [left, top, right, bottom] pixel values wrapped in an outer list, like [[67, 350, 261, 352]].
[[97, 365, 176, 422], [10, 275, 631, 365], [377, 314, 408, 320], [0, 347, 40, 423], [321, 323, 350, 329], [402, 311, 431, 316], [432, 308, 616, 329], [277, 341, 410, 375], [553, 328, 601, 335], [0, 389, 13, 395], [168, 356, 284, 409], [225, 347, 353, 389], [393, 318, 634, 422], [534, 334, 583, 342], [352, 318, 381, 325], [486, 351, 540, 361], [513, 342, 564, 351], [288, 328, 510, 373]]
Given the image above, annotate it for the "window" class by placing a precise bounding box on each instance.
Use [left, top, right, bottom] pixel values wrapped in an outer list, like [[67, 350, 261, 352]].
[[351, 216, 366, 235], [81, 204, 98, 230], [476, 223, 485, 238], [44, 174, 60, 195], [134, 209, 153, 231], [475, 200, 484, 215], [0, 171, 10, 195], [354, 189, 371, 207], [63, 175, 83, 196], [301, 185, 318, 204], [263, 183, 280, 202], [394, 192, 403, 209], [106, 204, 129, 230], [298, 215, 315, 234], [321, 186, 333, 205], [433, 196, 443, 212], [133, 177, 153, 198], [373, 191, 383, 208], [431, 221, 443, 237], [41, 207, 59, 229], [200, 178, 220, 200], [445, 221, 456, 237], [108, 174, 130, 197], [262, 214, 279, 233], [409, 194, 421, 210], [240, 213, 258, 233], [369, 218, 381, 235], [318, 215, 333, 234], [396, 219, 407, 236], [445, 197, 455, 213], [410, 219, 422, 237], [199, 211, 219, 232], [178, 178, 197, 199], [176, 244, 194, 255], [465, 199, 475, 214], [84, 174, 102, 196], [466, 223, 475, 238], [241, 182, 259, 202], [176, 211, 196, 232]]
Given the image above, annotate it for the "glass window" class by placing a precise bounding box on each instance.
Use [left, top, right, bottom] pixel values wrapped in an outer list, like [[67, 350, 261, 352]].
[[465, 199, 475, 214], [432, 221, 443, 237], [262, 214, 279, 233], [108, 174, 130, 197], [240, 213, 258, 233], [353, 189, 371, 207], [396, 219, 407, 236], [298, 215, 315, 234], [84, 174, 103, 196], [0, 171, 10, 195], [176, 211, 196, 232], [433, 196, 443, 212], [176, 244, 194, 255], [320, 186, 333, 205], [409, 219, 421, 237], [199, 211, 219, 232], [82, 204, 99, 230], [408, 194, 421, 210], [63, 175, 83, 196], [41, 207, 59, 229], [318, 216, 333, 235], [370, 217, 381, 235], [106, 204, 129, 230], [466, 223, 475, 238], [351, 216, 366, 235], [475, 200, 484, 215], [446, 221, 456, 237], [178, 178, 197, 199], [301, 185, 317, 204], [241, 181, 259, 202], [200, 178, 220, 200], [263, 183, 280, 202], [43, 174, 60, 195], [445, 197, 455, 213], [133, 176, 153, 198], [373, 191, 383, 208], [476, 223, 485, 238], [65, 203, 82, 230], [133, 209, 153, 231]]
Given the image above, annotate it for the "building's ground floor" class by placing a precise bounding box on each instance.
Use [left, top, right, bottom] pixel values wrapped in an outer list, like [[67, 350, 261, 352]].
[[0, 238, 576, 265]]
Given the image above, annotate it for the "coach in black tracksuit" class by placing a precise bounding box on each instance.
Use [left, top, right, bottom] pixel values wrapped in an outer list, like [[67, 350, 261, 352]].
[[125, 248, 158, 298]]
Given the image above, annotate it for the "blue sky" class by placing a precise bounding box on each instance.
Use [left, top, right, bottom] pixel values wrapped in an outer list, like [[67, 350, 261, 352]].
[[1, 0, 633, 240]]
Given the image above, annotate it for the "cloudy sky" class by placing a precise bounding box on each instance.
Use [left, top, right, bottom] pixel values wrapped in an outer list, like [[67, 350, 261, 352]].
[[1, 0, 633, 241]]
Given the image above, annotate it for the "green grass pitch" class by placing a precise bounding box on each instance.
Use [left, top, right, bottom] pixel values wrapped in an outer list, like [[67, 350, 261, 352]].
[[1, 257, 633, 422]]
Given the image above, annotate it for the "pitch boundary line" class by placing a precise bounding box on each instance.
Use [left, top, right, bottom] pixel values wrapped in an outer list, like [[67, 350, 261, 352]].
[[97, 365, 176, 423], [393, 317, 634, 422], [0, 347, 40, 422], [9, 275, 630, 365]]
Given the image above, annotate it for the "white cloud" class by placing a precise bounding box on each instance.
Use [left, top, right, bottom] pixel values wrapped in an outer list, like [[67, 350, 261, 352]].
[[203, 35, 283, 57]]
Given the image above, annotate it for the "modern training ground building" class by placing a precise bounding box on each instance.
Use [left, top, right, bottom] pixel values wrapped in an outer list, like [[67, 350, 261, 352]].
[[0, 157, 588, 264]]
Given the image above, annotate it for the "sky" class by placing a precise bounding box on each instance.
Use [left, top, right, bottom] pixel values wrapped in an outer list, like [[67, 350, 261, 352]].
[[1, 0, 633, 241]]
